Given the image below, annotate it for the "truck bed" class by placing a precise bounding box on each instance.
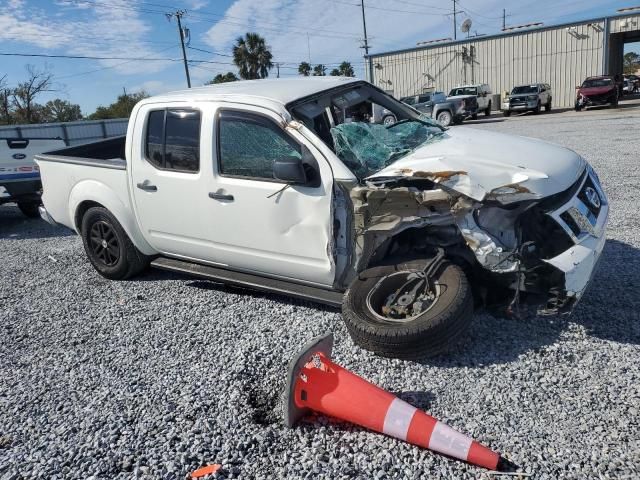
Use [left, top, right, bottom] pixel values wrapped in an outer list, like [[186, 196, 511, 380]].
[[36, 136, 126, 170]]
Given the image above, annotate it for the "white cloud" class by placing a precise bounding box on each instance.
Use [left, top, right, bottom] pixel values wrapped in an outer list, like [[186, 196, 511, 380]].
[[0, 0, 175, 75]]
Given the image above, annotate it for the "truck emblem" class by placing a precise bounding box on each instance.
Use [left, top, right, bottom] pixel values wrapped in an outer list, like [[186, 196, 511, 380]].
[[584, 186, 600, 209], [12, 153, 26, 160]]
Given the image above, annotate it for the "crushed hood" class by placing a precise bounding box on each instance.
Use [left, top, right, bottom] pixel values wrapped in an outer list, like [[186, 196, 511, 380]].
[[367, 127, 586, 202], [578, 86, 616, 96]]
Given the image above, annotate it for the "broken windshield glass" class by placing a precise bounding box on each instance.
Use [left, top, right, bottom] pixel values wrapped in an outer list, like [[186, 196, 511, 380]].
[[330, 120, 443, 179]]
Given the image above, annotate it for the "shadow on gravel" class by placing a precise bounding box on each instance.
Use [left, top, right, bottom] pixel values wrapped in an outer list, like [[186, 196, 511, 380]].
[[422, 239, 640, 367], [0, 206, 75, 240]]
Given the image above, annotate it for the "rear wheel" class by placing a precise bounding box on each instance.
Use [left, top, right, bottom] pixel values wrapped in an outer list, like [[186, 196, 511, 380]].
[[545, 99, 552, 112], [471, 113, 478, 120], [342, 257, 474, 360], [503, 110, 511, 117], [484, 101, 491, 116], [81, 207, 149, 280], [17, 201, 40, 218], [436, 110, 453, 126]]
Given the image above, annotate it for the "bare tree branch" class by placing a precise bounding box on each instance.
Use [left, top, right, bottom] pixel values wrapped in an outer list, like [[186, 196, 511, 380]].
[[11, 64, 57, 123]]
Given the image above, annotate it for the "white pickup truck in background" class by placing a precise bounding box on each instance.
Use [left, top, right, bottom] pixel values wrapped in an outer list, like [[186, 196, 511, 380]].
[[0, 137, 66, 217], [36, 77, 608, 360]]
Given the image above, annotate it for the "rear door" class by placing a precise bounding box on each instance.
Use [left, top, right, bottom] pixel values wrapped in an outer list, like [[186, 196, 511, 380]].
[[415, 94, 433, 114], [130, 103, 221, 262], [201, 104, 335, 286]]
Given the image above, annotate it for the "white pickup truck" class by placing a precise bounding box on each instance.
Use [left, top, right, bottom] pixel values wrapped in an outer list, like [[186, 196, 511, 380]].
[[36, 77, 608, 359]]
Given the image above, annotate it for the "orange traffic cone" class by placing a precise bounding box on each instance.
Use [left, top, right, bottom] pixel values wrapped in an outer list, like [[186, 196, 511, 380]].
[[284, 333, 518, 472]]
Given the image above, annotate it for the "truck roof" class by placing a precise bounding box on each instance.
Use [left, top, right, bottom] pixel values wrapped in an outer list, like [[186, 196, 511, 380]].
[[143, 77, 361, 110]]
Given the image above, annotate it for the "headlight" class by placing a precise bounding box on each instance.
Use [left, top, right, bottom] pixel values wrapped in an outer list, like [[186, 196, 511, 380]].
[[527, 95, 537, 100]]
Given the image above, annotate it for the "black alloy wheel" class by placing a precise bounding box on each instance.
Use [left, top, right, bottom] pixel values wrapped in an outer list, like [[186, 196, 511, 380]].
[[89, 220, 121, 267]]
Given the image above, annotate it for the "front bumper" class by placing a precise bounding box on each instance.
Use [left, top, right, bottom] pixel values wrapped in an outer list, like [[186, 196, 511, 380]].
[[577, 94, 615, 107], [503, 100, 538, 111], [543, 166, 608, 301]]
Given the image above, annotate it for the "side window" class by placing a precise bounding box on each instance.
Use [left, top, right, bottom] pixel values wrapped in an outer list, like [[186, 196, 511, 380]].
[[145, 110, 164, 169], [417, 94, 431, 103], [144, 108, 201, 172], [218, 111, 301, 180]]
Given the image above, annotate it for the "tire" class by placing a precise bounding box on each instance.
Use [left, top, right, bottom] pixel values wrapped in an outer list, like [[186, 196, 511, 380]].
[[436, 110, 452, 126], [484, 101, 491, 116], [575, 104, 582, 112], [382, 115, 397, 126], [533, 102, 541, 114], [503, 110, 511, 117], [610, 98, 618, 108], [545, 100, 552, 112], [80, 206, 149, 280], [17, 201, 41, 218], [471, 113, 478, 120], [342, 258, 474, 360]]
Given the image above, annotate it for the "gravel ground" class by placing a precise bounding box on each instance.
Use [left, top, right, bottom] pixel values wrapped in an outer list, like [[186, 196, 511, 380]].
[[1, 102, 640, 480]]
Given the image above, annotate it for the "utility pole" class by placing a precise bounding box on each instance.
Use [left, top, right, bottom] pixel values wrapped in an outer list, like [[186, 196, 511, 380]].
[[360, 0, 373, 82], [167, 10, 191, 88], [275, 63, 281, 78], [502, 9, 506, 30], [453, 0, 458, 40]]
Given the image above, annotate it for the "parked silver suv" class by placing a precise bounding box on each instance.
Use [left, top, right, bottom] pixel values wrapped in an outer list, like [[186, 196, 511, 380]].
[[502, 83, 552, 116]]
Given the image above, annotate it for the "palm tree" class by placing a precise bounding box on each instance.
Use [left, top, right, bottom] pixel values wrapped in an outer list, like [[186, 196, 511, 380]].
[[329, 61, 355, 77], [298, 61, 312, 76], [338, 61, 355, 77], [206, 72, 239, 84], [312, 64, 326, 76], [233, 33, 273, 80]]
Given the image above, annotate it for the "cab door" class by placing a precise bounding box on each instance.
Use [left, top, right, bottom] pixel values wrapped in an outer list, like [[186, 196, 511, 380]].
[[130, 103, 220, 262], [201, 104, 335, 287]]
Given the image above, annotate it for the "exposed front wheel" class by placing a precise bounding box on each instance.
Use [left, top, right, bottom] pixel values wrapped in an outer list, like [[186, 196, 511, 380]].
[[436, 110, 453, 126], [81, 206, 149, 280], [342, 257, 474, 360], [471, 113, 478, 120], [533, 102, 541, 114], [17, 201, 41, 218]]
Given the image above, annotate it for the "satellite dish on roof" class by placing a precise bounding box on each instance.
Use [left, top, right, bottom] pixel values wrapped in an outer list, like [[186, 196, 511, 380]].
[[461, 18, 472, 33]]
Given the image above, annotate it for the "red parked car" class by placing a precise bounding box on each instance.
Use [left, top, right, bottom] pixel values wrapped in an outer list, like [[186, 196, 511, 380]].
[[575, 76, 618, 111]]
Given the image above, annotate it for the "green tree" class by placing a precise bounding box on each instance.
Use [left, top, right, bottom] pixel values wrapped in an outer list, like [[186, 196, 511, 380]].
[[43, 99, 82, 122], [232, 33, 273, 80], [624, 51, 640, 74], [312, 64, 326, 76], [206, 72, 239, 84], [88, 91, 148, 119], [298, 62, 311, 76], [330, 61, 355, 77]]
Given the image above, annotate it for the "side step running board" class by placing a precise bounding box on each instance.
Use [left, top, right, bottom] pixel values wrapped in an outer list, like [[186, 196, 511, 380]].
[[150, 257, 344, 308]]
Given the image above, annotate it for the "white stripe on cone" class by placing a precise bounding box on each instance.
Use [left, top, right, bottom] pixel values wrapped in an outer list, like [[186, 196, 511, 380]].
[[428, 421, 473, 460], [382, 397, 417, 440]]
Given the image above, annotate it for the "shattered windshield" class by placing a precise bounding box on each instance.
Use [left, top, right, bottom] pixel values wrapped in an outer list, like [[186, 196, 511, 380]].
[[331, 121, 441, 178], [288, 82, 444, 179], [511, 85, 538, 94]]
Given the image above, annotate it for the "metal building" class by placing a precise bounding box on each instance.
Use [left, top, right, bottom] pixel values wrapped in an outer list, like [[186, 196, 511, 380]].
[[366, 11, 640, 108]]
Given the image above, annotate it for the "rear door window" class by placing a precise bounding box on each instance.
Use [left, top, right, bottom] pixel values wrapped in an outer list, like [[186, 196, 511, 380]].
[[144, 108, 201, 172]]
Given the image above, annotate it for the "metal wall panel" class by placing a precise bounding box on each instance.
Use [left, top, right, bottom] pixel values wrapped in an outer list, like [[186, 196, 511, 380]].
[[370, 20, 610, 108], [0, 118, 128, 145], [609, 14, 640, 33]]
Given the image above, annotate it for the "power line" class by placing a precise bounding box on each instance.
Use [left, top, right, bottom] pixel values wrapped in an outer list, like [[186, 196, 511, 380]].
[[0, 52, 179, 62]]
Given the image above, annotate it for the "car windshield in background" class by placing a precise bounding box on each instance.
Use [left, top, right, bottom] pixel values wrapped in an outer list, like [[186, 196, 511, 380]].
[[289, 83, 444, 179], [449, 87, 477, 96], [512, 85, 538, 94], [582, 78, 613, 88]]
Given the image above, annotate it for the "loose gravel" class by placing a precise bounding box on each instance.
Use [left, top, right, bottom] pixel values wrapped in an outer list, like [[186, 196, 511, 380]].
[[1, 103, 640, 480]]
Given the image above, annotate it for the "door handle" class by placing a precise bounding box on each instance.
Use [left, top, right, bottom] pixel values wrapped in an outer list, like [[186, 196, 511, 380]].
[[137, 182, 157, 192], [208, 192, 234, 201]]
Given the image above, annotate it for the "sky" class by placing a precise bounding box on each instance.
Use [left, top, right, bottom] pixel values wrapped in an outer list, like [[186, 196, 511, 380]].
[[1, 0, 640, 115]]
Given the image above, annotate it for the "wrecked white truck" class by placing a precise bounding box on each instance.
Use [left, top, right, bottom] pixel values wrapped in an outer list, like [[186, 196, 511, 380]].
[[36, 78, 608, 359]]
